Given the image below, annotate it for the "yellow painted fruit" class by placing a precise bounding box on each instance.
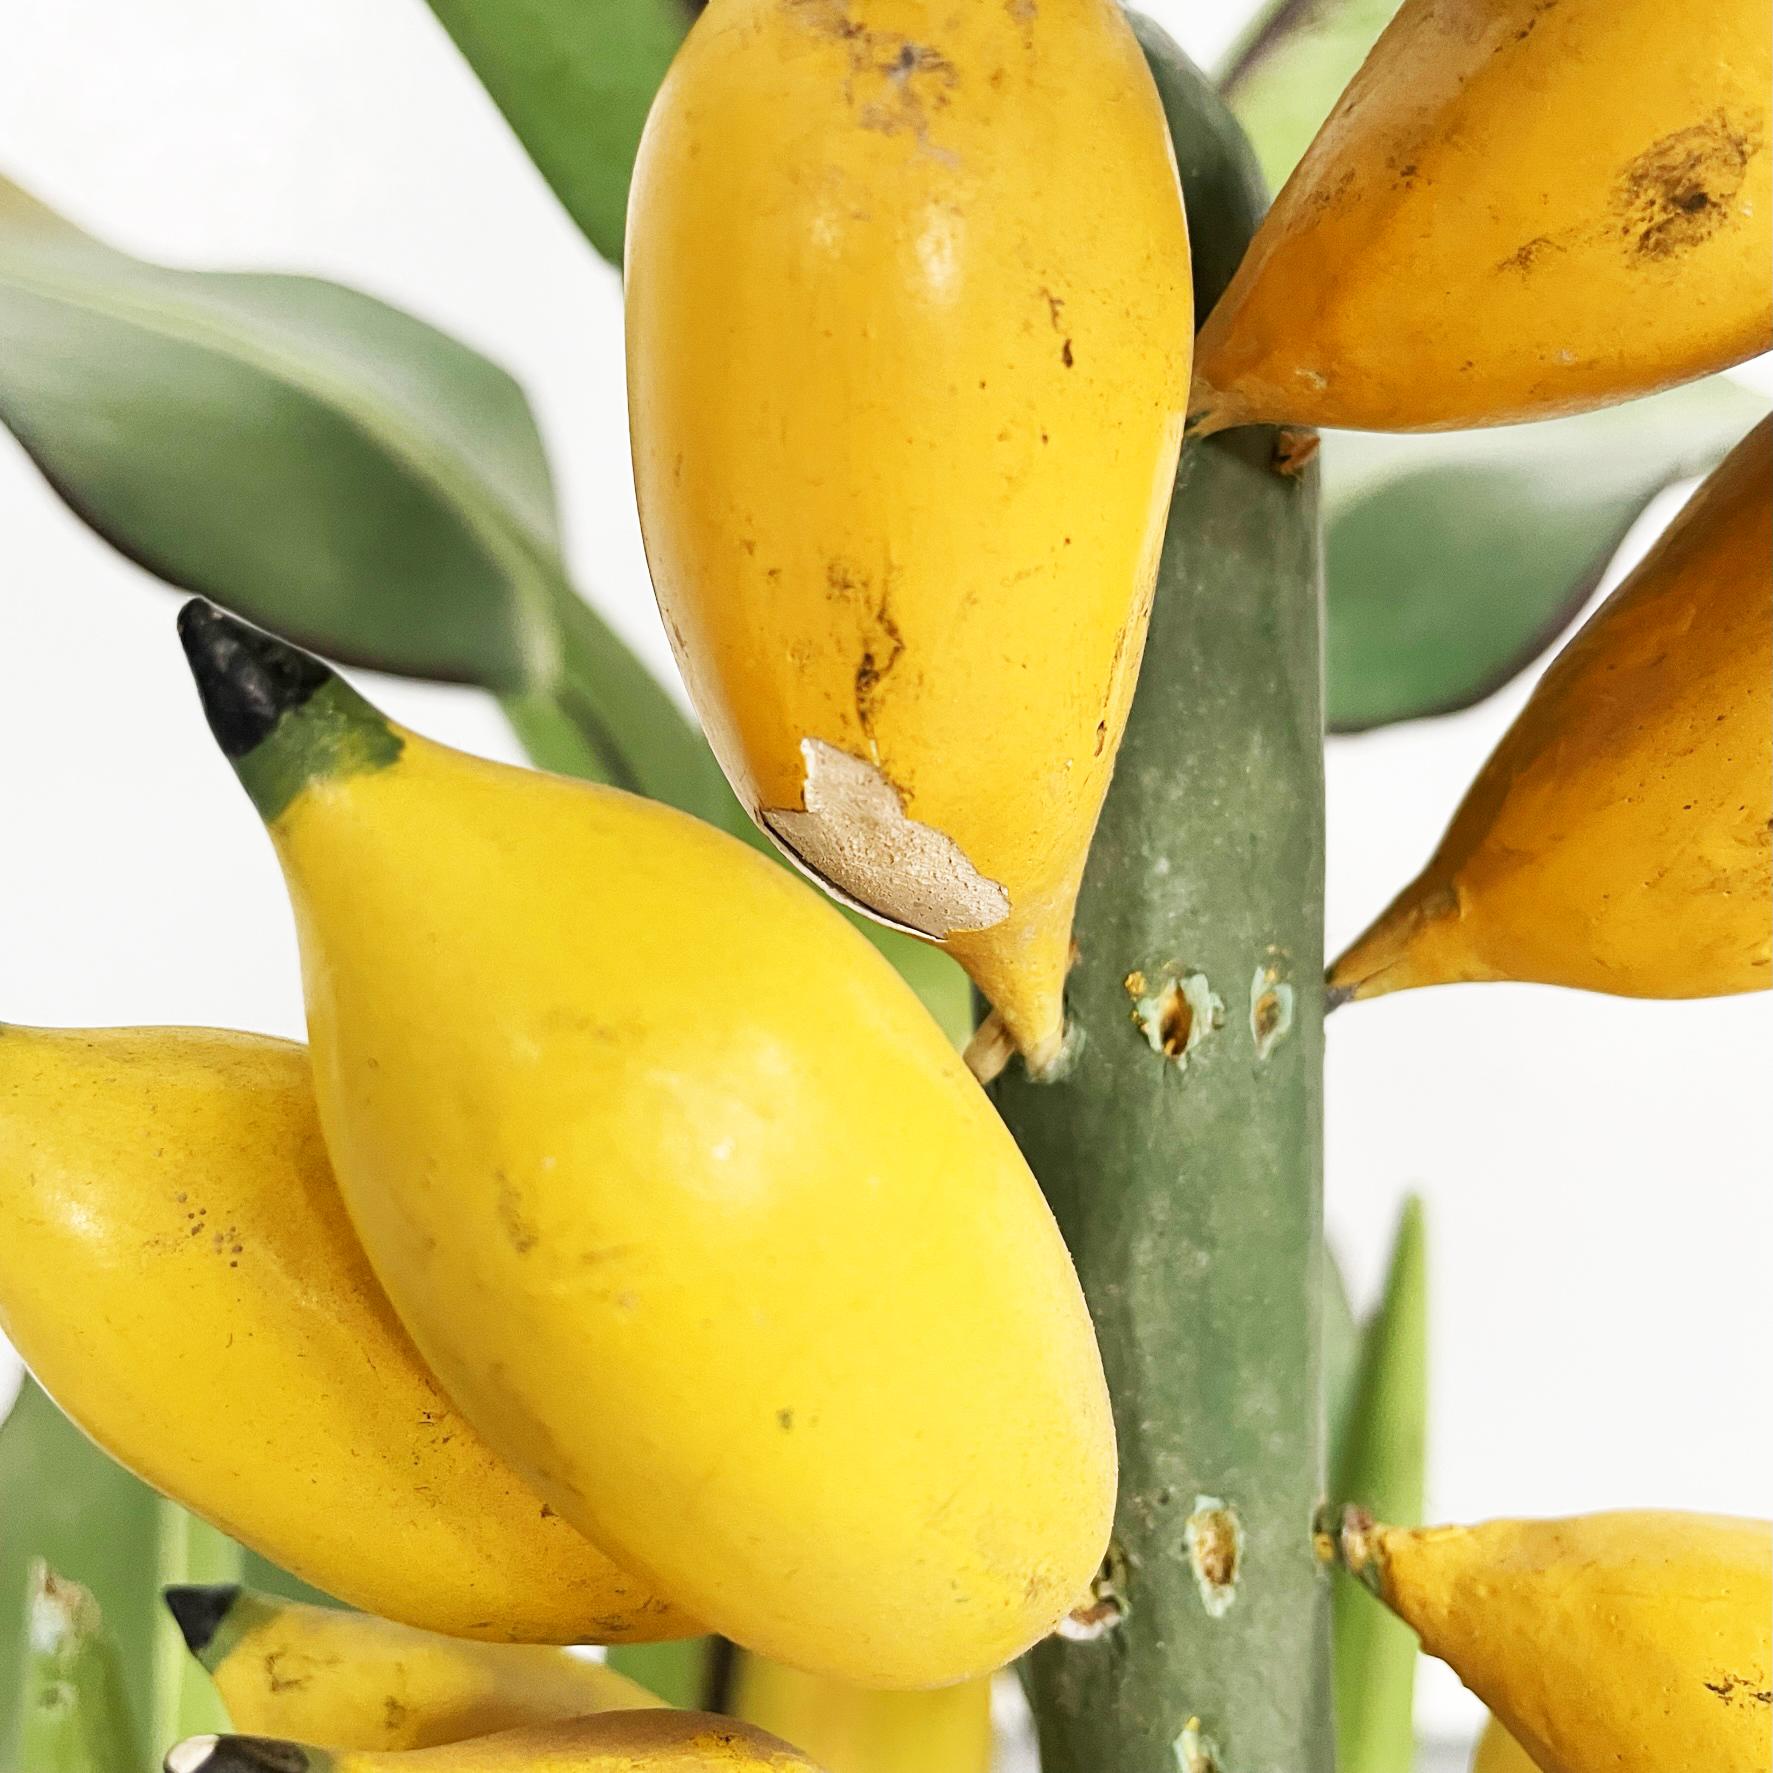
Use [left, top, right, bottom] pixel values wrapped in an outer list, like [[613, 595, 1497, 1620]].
[[166, 1586, 664, 1752], [730, 1652, 993, 1773], [0, 1023, 691, 1645], [178, 604, 1114, 1690], [1347, 1510, 1773, 1773], [166, 1714, 819, 1773], [626, 0, 1194, 1070], [1330, 416, 1772, 1001], [1192, 0, 1773, 433], [1471, 1715, 1543, 1773]]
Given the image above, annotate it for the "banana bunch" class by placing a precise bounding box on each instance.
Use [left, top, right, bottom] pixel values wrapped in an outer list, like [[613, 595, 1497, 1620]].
[[1194, 0, 1772, 432], [172, 601, 1111, 1689], [165, 1714, 818, 1773], [626, 0, 1193, 1070], [1331, 416, 1772, 1001], [1344, 1508, 1773, 1773]]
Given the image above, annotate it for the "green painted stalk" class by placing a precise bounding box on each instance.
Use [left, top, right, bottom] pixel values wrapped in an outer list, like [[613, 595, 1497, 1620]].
[[12, 1564, 140, 1773], [1332, 1198, 1429, 1773], [151, 1507, 241, 1752], [992, 25, 1331, 1772]]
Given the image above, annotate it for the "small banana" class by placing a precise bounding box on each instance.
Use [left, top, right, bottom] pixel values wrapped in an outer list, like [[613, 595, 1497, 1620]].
[[729, 1652, 993, 1773], [165, 1714, 818, 1773], [1471, 1716, 1542, 1773], [1192, 0, 1772, 433], [178, 602, 1112, 1690], [1344, 1509, 1773, 1773], [1330, 416, 1772, 1001], [165, 1587, 663, 1752], [0, 1022, 691, 1644], [626, 0, 1193, 1069]]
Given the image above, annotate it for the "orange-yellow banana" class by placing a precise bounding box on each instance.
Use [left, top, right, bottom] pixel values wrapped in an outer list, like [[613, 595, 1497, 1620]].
[[1331, 416, 1772, 1001], [626, 0, 1193, 1068], [0, 1023, 690, 1644], [1345, 1509, 1773, 1773], [730, 1652, 993, 1773], [165, 1586, 664, 1752], [165, 1713, 819, 1773], [1193, 0, 1773, 433], [179, 603, 1113, 1691], [1471, 1716, 1542, 1773]]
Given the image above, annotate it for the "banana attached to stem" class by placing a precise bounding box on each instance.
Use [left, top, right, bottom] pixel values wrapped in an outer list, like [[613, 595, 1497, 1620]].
[[1342, 1508, 1773, 1773], [1331, 416, 1772, 1001], [1192, 0, 1773, 432], [165, 1587, 663, 1753]]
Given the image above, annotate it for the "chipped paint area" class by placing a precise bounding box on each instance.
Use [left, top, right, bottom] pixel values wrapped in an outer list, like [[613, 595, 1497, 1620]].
[[1185, 1496, 1243, 1619], [1249, 956, 1296, 1061], [1174, 1716, 1223, 1773], [762, 739, 1010, 938], [1056, 1542, 1128, 1641], [1125, 969, 1224, 1068]]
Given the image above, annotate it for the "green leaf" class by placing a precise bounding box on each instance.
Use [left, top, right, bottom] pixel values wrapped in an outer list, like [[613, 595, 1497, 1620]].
[[150, 1508, 241, 1751], [1219, 0, 1402, 193], [1322, 1244, 1360, 1478], [1323, 378, 1769, 731], [12, 1565, 141, 1773], [421, 0, 695, 268], [0, 172, 566, 689], [1332, 1197, 1428, 1773], [0, 1379, 160, 1769]]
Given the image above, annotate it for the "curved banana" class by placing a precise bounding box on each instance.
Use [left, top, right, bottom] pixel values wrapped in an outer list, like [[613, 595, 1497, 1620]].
[[1192, 0, 1773, 433], [165, 1714, 818, 1773], [626, 0, 1193, 1069], [1330, 416, 1772, 1000], [0, 1022, 691, 1644], [165, 1586, 664, 1752], [729, 1652, 992, 1773], [178, 603, 1114, 1691], [1471, 1716, 1542, 1773], [1344, 1509, 1773, 1773]]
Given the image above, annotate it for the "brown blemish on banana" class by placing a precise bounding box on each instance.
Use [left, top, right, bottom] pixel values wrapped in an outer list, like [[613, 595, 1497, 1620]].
[[1185, 1497, 1243, 1619], [1126, 970, 1223, 1068], [1616, 116, 1756, 261], [786, 0, 957, 152], [763, 740, 1011, 938]]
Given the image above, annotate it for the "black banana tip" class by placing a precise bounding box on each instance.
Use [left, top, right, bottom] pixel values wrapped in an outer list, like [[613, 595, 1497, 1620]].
[[177, 600, 332, 761], [162, 1583, 240, 1657], [165, 1735, 313, 1773]]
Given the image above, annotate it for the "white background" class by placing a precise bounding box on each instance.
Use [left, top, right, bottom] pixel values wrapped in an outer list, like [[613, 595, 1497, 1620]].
[[2, 0, 1768, 1754]]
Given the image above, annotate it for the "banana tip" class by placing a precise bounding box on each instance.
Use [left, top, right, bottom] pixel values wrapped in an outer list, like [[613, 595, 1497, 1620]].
[[162, 1583, 240, 1657], [177, 599, 331, 761]]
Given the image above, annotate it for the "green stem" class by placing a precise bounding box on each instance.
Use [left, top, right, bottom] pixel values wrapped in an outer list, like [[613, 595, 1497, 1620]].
[[991, 27, 1332, 1771], [151, 1507, 241, 1753]]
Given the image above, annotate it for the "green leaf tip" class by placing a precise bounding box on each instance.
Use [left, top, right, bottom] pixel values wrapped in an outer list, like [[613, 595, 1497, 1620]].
[[162, 1585, 240, 1662], [166, 1735, 316, 1773], [177, 601, 402, 821]]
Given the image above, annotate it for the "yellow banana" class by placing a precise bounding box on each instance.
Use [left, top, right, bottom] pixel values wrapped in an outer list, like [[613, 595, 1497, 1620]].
[[729, 1653, 992, 1773], [1471, 1716, 1543, 1773], [178, 603, 1114, 1690], [165, 1586, 664, 1752], [1344, 1509, 1773, 1773], [1192, 0, 1773, 433], [165, 1714, 819, 1773], [0, 1022, 691, 1645], [626, 0, 1193, 1070], [1330, 416, 1772, 1001]]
